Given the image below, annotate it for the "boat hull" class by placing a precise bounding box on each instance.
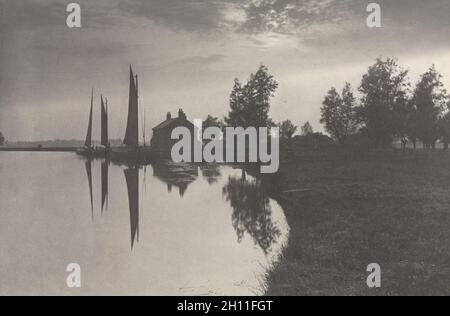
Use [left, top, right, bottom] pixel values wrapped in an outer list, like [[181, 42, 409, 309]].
[[110, 147, 155, 165], [76, 147, 95, 158], [76, 147, 111, 159]]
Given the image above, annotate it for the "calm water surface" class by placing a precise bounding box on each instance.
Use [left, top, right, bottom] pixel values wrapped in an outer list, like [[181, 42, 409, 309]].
[[0, 152, 289, 295]]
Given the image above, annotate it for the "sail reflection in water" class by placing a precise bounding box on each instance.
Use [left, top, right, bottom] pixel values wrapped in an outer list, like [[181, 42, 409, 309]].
[[0, 153, 289, 295], [101, 160, 108, 212], [84, 159, 94, 219], [84, 158, 140, 249], [124, 167, 140, 249]]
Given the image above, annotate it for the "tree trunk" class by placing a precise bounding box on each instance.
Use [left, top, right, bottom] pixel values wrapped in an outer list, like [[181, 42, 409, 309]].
[[401, 138, 407, 152]]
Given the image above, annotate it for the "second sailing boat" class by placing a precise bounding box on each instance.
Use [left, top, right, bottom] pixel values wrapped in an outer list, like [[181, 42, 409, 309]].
[[77, 89, 110, 158]]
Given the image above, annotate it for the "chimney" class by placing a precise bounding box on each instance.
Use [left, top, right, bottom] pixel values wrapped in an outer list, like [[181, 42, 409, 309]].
[[178, 108, 186, 119], [167, 112, 172, 121]]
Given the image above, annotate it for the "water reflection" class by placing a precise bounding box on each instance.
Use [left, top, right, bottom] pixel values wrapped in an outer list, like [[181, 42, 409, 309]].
[[101, 161, 109, 213], [124, 167, 140, 249], [222, 170, 281, 254], [84, 159, 201, 249], [200, 164, 222, 185], [84, 159, 94, 219], [152, 160, 198, 197], [84, 158, 142, 249], [0, 153, 289, 295], [84, 159, 284, 254]]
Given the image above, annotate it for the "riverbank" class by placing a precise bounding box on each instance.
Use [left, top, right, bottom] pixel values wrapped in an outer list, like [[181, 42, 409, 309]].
[[266, 148, 450, 295]]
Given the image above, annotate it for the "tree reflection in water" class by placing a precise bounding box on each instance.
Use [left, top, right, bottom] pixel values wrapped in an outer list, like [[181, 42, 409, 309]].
[[200, 164, 222, 185], [222, 170, 281, 254]]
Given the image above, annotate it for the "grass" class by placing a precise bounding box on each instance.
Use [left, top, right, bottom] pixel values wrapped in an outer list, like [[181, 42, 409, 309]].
[[264, 147, 450, 296]]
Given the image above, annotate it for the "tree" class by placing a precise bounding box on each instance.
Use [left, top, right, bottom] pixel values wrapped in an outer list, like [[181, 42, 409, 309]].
[[405, 99, 420, 150], [412, 65, 449, 149], [358, 58, 410, 148], [203, 115, 224, 129], [0, 132, 4, 146], [278, 120, 297, 139], [391, 91, 414, 151], [320, 83, 358, 144], [225, 65, 279, 128], [439, 109, 450, 150], [202, 115, 225, 147], [301, 122, 313, 136]]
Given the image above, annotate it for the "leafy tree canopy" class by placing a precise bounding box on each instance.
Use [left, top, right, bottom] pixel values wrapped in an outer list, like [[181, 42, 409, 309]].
[[225, 65, 278, 128], [320, 83, 358, 143], [358, 58, 410, 147], [278, 120, 297, 139]]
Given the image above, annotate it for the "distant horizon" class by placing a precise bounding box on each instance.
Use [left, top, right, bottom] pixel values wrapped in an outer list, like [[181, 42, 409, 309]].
[[3, 138, 123, 145]]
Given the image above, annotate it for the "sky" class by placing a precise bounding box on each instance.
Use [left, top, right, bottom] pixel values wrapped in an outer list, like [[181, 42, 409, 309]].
[[1, 0, 450, 141]]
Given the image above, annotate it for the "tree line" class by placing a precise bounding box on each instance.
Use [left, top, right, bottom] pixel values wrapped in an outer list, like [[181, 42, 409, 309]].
[[0, 132, 5, 146], [200, 59, 449, 152], [320, 58, 449, 150]]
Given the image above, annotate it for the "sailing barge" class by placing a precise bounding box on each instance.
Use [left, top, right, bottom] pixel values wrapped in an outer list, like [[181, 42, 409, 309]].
[[76, 89, 110, 158], [77, 66, 154, 162], [110, 66, 154, 163]]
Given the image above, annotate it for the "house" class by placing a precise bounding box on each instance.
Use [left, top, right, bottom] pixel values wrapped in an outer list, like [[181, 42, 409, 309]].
[[151, 109, 194, 158]]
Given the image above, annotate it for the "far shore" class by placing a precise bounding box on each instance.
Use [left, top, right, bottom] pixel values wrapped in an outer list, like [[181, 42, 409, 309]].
[[0, 147, 78, 152]]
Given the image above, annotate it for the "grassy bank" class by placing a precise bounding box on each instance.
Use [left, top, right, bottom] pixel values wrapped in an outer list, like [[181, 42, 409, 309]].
[[265, 148, 450, 295]]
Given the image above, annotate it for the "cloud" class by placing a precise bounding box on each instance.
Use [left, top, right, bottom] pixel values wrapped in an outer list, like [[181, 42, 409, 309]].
[[238, 0, 359, 34], [175, 54, 226, 65], [114, 0, 360, 35], [0, 0, 65, 31], [118, 0, 240, 33]]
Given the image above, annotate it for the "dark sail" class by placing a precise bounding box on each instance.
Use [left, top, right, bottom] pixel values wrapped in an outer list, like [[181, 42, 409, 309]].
[[101, 96, 108, 147], [85, 89, 94, 148], [124, 167, 139, 249], [123, 66, 139, 147], [85, 159, 94, 219], [101, 161, 109, 213]]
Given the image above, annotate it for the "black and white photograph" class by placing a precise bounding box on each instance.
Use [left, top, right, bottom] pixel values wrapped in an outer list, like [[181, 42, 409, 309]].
[[1, 0, 450, 299]]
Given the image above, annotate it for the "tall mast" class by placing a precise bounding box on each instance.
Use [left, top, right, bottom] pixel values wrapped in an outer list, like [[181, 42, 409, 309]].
[[136, 74, 144, 147], [101, 95, 108, 147], [140, 100, 146, 147], [143, 109, 146, 147], [105, 98, 109, 147]]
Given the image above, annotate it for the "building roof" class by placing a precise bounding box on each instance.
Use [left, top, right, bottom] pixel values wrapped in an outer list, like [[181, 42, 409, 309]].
[[153, 118, 178, 131], [152, 117, 193, 131]]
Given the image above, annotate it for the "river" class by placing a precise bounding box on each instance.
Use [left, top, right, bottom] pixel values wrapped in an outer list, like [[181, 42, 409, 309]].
[[0, 152, 289, 295]]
